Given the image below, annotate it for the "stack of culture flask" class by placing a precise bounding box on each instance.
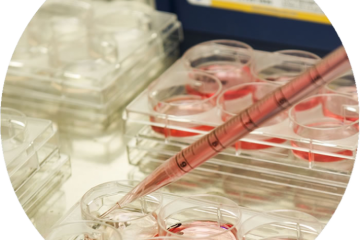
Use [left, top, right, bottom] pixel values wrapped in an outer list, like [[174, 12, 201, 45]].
[[1, 108, 71, 225], [2, 0, 183, 158]]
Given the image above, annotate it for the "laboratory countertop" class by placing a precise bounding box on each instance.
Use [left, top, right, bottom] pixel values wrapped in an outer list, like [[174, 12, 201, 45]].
[[62, 152, 131, 211], [30, 137, 134, 237]]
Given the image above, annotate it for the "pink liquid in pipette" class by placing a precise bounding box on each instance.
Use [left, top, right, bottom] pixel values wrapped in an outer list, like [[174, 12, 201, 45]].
[[223, 95, 287, 150], [215, 83, 288, 150], [257, 64, 322, 111], [166, 221, 238, 240]]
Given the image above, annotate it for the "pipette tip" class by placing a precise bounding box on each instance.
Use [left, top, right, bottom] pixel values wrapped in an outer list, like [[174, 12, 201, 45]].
[[98, 203, 120, 219]]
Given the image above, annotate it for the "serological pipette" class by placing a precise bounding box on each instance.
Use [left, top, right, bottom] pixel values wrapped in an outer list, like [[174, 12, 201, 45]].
[[100, 46, 352, 218]]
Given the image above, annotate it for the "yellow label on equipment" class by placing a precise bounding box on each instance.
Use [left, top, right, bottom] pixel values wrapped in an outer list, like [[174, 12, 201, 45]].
[[188, 0, 330, 25]]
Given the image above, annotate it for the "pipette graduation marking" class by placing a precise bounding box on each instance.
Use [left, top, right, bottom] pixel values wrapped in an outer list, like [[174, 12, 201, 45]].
[[100, 46, 352, 219]]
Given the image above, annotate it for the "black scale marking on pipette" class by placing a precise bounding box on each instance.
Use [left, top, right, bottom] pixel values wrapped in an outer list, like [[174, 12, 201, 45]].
[[191, 144, 196, 156], [182, 147, 194, 159], [175, 154, 188, 173], [241, 117, 252, 132], [311, 75, 322, 84], [221, 114, 242, 133], [214, 121, 228, 135], [207, 131, 226, 153], [175, 148, 195, 172], [181, 151, 193, 170], [191, 136, 209, 154], [309, 68, 325, 86], [244, 110, 258, 131], [273, 89, 290, 110], [171, 128, 225, 155], [207, 135, 220, 152], [212, 132, 225, 149], [207, 132, 226, 152]]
